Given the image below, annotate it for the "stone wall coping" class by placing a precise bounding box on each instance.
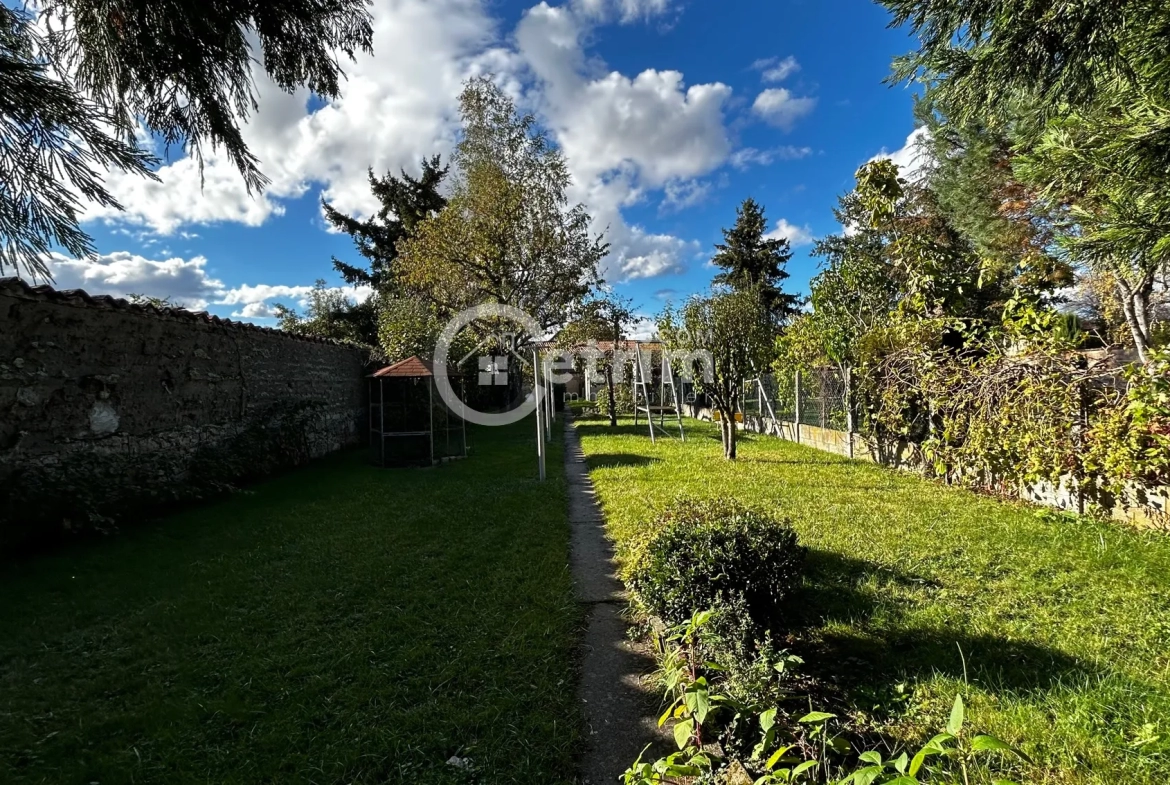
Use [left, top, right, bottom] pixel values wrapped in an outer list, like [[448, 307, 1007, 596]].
[[1, 277, 368, 351]]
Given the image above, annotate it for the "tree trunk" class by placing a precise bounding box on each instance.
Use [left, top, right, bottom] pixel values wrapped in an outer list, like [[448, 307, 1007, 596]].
[[718, 406, 737, 460], [605, 365, 618, 427], [1114, 273, 1154, 363]]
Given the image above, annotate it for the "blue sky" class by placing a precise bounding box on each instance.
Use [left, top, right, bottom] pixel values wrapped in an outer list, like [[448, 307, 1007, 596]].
[[47, 0, 925, 328]]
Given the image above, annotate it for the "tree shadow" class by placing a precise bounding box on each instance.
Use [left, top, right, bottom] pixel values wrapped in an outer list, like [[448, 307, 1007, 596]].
[[586, 454, 663, 469], [782, 550, 1101, 703]]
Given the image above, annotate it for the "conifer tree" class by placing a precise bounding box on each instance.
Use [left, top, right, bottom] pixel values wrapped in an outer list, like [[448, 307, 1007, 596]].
[[2, 0, 372, 280], [710, 198, 802, 326]]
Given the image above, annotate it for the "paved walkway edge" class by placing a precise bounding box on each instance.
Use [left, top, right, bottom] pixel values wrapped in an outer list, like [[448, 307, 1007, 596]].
[[564, 417, 666, 784]]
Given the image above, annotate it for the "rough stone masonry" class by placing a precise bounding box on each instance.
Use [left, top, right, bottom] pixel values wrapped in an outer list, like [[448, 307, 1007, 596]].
[[0, 278, 369, 552]]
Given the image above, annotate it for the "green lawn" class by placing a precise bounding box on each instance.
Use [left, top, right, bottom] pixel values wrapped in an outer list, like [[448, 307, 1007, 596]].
[[0, 423, 579, 784], [576, 418, 1170, 785]]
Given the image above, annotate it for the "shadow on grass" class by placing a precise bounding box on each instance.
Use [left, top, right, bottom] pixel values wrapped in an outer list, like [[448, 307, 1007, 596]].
[[786, 550, 1100, 701], [586, 454, 663, 469]]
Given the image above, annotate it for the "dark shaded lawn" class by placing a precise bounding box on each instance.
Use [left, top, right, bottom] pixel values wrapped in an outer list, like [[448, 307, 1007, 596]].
[[577, 418, 1170, 785], [0, 423, 578, 784]]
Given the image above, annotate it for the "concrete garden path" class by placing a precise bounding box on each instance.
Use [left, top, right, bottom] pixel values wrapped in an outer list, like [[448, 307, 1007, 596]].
[[564, 418, 668, 784]]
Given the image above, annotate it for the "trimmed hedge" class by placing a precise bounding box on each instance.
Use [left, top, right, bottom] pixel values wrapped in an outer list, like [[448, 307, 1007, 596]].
[[625, 496, 804, 632]]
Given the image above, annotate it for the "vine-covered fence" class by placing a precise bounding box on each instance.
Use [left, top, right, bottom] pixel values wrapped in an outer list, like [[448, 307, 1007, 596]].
[[731, 365, 1168, 528]]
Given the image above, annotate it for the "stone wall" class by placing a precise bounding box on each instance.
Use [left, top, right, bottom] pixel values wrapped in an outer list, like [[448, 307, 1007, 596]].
[[0, 279, 370, 551]]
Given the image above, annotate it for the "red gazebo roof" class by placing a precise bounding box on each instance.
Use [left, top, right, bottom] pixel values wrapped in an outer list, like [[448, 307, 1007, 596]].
[[370, 356, 463, 378]]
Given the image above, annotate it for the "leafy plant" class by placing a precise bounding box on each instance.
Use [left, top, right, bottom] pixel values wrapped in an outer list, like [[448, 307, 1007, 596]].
[[625, 497, 804, 632], [835, 695, 1030, 785], [622, 610, 725, 784]]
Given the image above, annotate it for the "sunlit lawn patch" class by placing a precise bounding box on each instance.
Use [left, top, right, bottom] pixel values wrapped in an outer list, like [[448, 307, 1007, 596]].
[[578, 418, 1170, 785]]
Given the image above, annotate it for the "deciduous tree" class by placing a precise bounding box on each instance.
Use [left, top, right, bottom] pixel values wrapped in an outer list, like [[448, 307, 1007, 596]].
[[659, 288, 773, 460], [882, 0, 1170, 359], [558, 293, 639, 427], [274, 281, 375, 346], [396, 77, 606, 335]]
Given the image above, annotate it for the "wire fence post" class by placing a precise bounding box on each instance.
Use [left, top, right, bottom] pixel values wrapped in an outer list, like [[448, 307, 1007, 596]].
[[793, 369, 802, 444], [1076, 380, 1087, 515], [845, 365, 855, 459]]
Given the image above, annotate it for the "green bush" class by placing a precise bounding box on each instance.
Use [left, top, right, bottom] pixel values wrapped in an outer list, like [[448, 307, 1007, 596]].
[[626, 497, 804, 632]]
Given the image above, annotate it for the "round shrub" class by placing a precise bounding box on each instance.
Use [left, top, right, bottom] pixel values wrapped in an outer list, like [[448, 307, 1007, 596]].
[[625, 497, 804, 632]]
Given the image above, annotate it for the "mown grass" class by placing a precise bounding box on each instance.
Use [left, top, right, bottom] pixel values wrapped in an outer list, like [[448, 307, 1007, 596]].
[[0, 423, 579, 784], [576, 418, 1170, 785]]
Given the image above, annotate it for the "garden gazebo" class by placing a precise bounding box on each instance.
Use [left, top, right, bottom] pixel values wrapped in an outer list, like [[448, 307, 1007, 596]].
[[368, 356, 468, 467]]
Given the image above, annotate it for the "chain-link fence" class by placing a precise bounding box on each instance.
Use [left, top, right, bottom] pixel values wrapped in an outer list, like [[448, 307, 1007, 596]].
[[799, 366, 849, 430], [748, 366, 852, 432]]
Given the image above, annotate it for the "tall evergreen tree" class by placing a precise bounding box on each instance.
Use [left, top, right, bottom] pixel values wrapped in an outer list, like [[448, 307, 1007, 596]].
[[882, 0, 1170, 360], [710, 198, 802, 325], [915, 99, 1072, 298], [273, 159, 448, 349], [2, 0, 372, 281], [322, 157, 449, 290]]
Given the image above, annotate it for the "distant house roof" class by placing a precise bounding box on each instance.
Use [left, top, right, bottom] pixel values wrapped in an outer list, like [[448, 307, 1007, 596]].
[[547, 340, 663, 353], [370, 356, 463, 378]]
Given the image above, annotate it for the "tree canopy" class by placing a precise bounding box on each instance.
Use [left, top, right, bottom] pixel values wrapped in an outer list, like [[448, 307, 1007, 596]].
[[659, 288, 774, 460], [882, 0, 1170, 360], [2, 0, 372, 280], [396, 77, 606, 334], [558, 292, 639, 427], [323, 157, 449, 290]]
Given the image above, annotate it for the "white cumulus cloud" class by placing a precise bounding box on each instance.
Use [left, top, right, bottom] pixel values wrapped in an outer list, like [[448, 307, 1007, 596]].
[[752, 55, 800, 83], [37, 252, 373, 320], [752, 88, 817, 130], [730, 145, 812, 169], [765, 219, 815, 247], [661, 178, 712, 213], [84, 0, 499, 233], [78, 0, 743, 284], [868, 126, 932, 181], [516, 1, 732, 279], [39, 251, 226, 309]]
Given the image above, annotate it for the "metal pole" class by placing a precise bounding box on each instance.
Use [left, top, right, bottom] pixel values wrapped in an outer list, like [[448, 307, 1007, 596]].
[[549, 353, 557, 424], [428, 380, 435, 465], [534, 348, 546, 481], [793, 369, 802, 444], [545, 354, 553, 441], [845, 366, 855, 459]]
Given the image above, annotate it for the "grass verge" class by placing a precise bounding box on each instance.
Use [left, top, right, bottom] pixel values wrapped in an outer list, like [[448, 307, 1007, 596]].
[[0, 422, 578, 784], [576, 418, 1170, 785]]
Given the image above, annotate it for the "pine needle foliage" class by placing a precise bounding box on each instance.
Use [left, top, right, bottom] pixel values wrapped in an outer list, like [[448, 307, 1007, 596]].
[[2, 0, 372, 280]]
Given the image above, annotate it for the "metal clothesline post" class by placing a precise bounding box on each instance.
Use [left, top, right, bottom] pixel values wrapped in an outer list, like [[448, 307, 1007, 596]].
[[545, 354, 553, 442], [793, 369, 802, 444], [534, 348, 546, 481]]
